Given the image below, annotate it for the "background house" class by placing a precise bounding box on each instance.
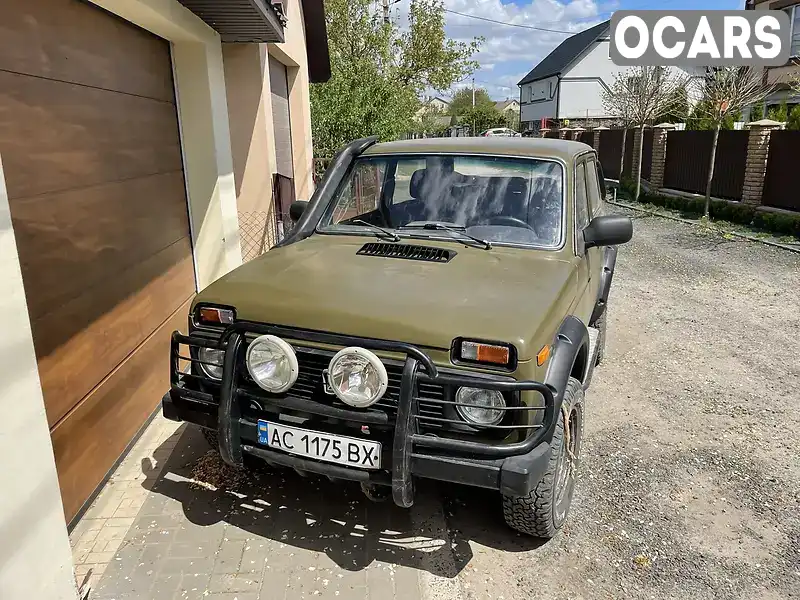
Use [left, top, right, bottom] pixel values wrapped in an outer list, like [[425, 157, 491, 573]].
[[416, 96, 451, 118], [0, 0, 329, 597], [517, 21, 703, 133], [750, 0, 800, 113], [495, 99, 520, 116]]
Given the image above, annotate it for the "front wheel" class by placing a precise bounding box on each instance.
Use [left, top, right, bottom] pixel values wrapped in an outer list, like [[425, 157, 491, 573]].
[[201, 427, 219, 450], [594, 305, 608, 365], [502, 377, 584, 538]]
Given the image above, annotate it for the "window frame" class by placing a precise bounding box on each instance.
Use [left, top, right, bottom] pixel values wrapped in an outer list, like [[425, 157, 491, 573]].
[[315, 152, 569, 252], [785, 4, 800, 57], [573, 157, 592, 257]]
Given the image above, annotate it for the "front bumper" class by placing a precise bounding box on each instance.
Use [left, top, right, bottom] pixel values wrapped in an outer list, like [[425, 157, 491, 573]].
[[165, 322, 557, 505]]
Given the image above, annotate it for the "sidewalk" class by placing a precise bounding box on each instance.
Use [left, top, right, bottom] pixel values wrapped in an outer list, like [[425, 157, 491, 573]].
[[68, 413, 461, 600]]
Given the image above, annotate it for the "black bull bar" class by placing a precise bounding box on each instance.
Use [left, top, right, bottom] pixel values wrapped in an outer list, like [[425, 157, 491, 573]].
[[167, 322, 558, 507]]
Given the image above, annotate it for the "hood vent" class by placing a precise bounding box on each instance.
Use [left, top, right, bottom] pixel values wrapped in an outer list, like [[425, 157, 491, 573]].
[[357, 242, 457, 263]]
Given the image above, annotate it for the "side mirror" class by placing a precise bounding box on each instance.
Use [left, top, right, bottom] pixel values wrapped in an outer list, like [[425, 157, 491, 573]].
[[583, 215, 633, 249], [289, 201, 308, 222]]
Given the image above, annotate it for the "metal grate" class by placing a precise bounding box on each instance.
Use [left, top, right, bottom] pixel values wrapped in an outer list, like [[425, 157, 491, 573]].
[[239, 345, 447, 429], [356, 242, 457, 263]]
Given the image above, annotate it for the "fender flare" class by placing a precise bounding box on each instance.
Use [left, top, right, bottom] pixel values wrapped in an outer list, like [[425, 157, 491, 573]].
[[590, 245, 618, 325], [276, 135, 379, 247], [542, 315, 589, 439]]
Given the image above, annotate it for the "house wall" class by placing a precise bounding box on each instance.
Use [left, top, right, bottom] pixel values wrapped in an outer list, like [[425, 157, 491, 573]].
[[519, 75, 559, 124], [0, 153, 77, 600], [559, 39, 623, 120], [0, 0, 269, 595], [754, 0, 800, 107], [271, 0, 316, 203]]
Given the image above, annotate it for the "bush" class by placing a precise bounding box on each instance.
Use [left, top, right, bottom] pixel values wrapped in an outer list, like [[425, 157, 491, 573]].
[[630, 191, 800, 239], [787, 105, 800, 131], [767, 102, 789, 123]]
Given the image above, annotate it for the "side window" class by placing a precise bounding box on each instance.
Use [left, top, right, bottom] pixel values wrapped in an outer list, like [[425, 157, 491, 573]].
[[585, 159, 603, 217], [392, 159, 425, 204], [575, 161, 590, 233], [330, 161, 386, 224]]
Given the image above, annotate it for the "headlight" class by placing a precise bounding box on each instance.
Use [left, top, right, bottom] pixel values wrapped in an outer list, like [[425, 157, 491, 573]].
[[455, 387, 506, 426], [198, 347, 224, 380], [327, 347, 388, 408], [246, 335, 299, 393]]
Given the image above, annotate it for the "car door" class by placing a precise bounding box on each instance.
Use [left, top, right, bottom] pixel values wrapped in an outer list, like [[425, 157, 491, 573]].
[[573, 159, 595, 323], [583, 157, 605, 307]]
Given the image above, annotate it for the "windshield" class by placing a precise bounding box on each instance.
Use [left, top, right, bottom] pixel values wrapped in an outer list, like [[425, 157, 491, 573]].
[[318, 154, 565, 248]]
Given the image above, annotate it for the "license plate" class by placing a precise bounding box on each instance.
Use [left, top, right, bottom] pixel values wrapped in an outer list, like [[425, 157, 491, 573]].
[[257, 420, 381, 469]]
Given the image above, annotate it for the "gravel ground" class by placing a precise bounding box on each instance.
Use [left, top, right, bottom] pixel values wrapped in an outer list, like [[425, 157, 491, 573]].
[[139, 208, 798, 600], [435, 207, 800, 600]]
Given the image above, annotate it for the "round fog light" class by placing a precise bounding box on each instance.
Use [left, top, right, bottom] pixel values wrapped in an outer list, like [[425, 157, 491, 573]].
[[455, 387, 506, 426], [246, 335, 299, 393], [327, 347, 388, 408], [198, 347, 225, 380]]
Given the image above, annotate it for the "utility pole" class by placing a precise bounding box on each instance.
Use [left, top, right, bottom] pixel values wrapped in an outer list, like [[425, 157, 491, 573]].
[[382, 0, 389, 24], [472, 77, 475, 107], [471, 78, 476, 136]]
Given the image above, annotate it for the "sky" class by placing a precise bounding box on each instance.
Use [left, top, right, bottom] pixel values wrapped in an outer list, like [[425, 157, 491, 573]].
[[391, 0, 744, 101]]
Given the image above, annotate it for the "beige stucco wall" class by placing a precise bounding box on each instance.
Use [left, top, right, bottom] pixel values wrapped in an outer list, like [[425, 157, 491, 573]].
[[0, 159, 78, 600], [221, 0, 316, 258], [272, 0, 315, 203]]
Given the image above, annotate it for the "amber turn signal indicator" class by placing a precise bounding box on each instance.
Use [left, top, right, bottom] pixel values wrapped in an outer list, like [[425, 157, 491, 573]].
[[460, 341, 511, 365], [536, 344, 551, 366], [198, 307, 234, 326]]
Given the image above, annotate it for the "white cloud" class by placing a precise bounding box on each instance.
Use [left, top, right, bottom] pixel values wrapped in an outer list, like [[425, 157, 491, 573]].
[[391, 0, 609, 99]]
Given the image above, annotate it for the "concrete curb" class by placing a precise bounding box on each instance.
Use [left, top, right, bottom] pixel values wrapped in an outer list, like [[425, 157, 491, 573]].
[[608, 199, 800, 255]]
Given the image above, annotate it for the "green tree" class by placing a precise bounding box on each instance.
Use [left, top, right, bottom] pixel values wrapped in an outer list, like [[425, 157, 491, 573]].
[[767, 101, 789, 122], [749, 102, 764, 121], [787, 105, 800, 130], [411, 107, 450, 137], [448, 87, 494, 115], [654, 87, 689, 124], [461, 105, 507, 134], [691, 67, 773, 216], [310, 0, 480, 157]]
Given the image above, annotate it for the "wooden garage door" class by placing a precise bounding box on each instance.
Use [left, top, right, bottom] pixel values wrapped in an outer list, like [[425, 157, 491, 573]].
[[0, 0, 195, 523]]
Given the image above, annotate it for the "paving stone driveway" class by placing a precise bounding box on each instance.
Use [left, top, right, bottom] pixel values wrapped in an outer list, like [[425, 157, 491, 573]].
[[70, 415, 465, 600]]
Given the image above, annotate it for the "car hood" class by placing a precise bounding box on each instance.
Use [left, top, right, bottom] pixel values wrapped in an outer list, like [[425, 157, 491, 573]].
[[195, 235, 576, 361]]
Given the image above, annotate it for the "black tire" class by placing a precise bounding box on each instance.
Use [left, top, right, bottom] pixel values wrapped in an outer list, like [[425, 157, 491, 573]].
[[595, 305, 607, 365], [201, 427, 219, 449], [502, 377, 584, 538]]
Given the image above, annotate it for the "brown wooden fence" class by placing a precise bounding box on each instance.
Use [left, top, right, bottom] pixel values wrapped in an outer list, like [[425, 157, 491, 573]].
[[621, 131, 635, 180], [544, 130, 560, 139], [641, 129, 654, 181], [598, 129, 624, 179], [663, 130, 748, 200], [578, 131, 593, 145], [762, 130, 800, 211]]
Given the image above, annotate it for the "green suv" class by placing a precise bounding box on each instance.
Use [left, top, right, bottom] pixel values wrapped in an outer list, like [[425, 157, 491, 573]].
[[162, 136, 633, 538]]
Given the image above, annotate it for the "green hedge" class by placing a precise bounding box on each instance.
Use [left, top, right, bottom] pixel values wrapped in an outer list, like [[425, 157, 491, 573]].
[[615, 184, 800, 239]]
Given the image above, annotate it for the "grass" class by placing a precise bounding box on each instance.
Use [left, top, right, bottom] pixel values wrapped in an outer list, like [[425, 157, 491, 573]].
[[614, 181, 800, 245]]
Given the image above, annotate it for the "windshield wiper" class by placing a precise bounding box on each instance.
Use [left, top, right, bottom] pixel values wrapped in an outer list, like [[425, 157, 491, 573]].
[[349, 219, 401, 242], [399, 221, 492, 250]]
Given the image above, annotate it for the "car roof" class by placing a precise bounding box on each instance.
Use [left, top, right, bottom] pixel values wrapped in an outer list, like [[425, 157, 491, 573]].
[[361, 137, 593, 163]]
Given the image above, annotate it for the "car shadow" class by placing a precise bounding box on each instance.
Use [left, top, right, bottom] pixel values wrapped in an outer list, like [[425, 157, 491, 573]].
[[140, 424, 547, 578]]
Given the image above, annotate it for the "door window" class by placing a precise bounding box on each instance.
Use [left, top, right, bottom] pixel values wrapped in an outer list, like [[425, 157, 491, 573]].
[[575, 161, 590, 230], [585, 159, 603, 217]]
